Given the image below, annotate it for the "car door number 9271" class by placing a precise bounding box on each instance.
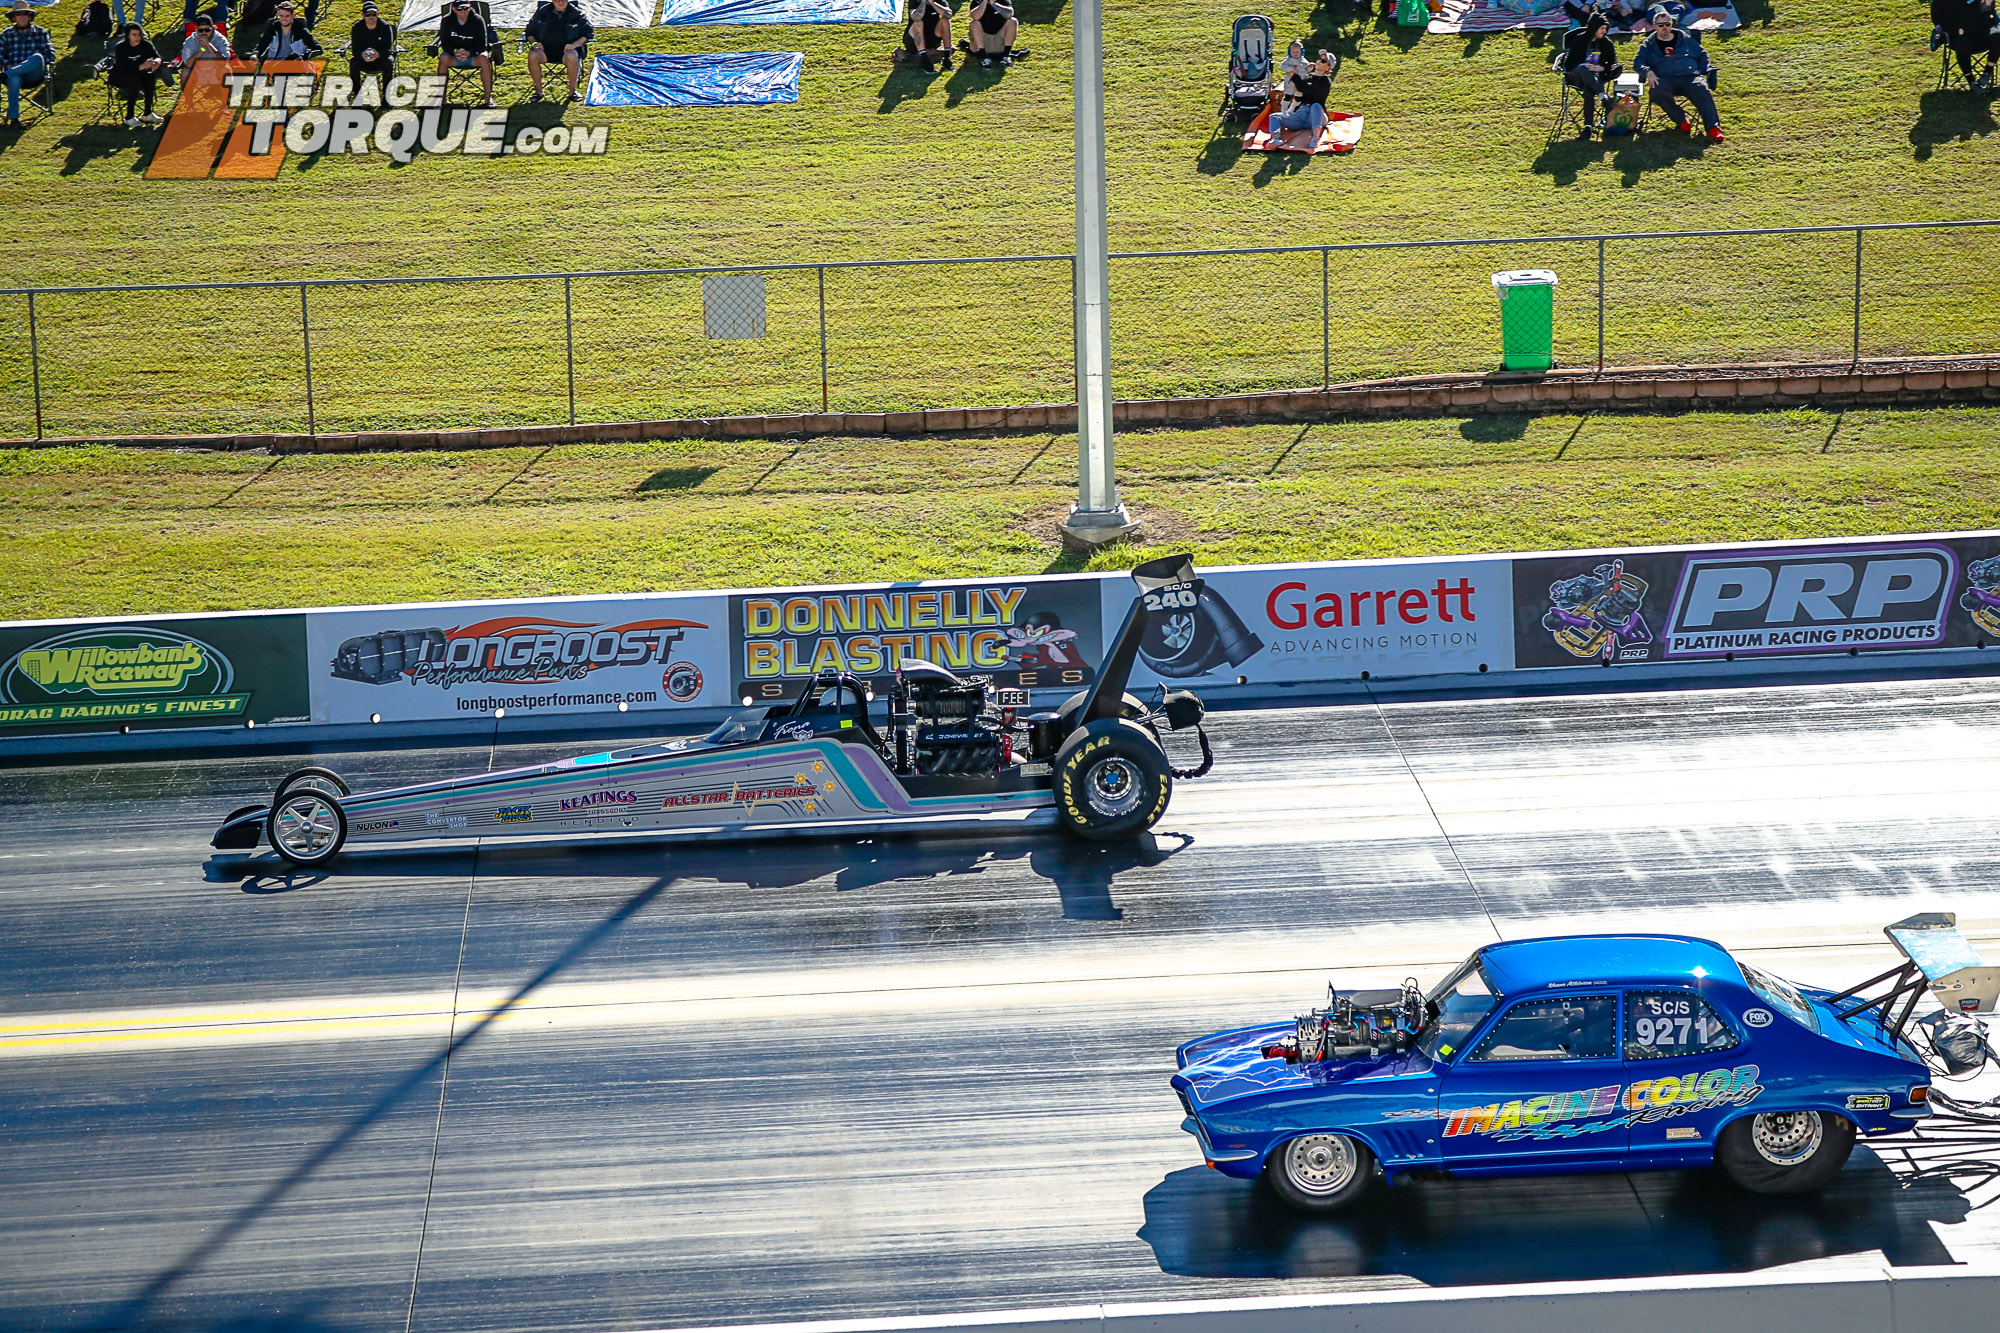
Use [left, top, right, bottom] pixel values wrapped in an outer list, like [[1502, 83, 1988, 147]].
[[1632, 996, 1722, 1049]]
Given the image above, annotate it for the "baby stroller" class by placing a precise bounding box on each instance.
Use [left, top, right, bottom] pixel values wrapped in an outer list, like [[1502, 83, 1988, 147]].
[[1222, 14, 1275, 120]]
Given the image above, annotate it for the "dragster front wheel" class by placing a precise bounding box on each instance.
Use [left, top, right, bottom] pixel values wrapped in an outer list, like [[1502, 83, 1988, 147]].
[[1053, 718, 1171, 841], [270, 785, 347, 867]]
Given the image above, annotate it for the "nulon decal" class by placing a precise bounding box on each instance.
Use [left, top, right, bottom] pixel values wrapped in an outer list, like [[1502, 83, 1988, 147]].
[[331, 617, 702, 689]]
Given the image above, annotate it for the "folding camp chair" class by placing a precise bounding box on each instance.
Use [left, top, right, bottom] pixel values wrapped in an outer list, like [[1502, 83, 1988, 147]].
[[1934, 25, 1997, 93], [334, 26, 403, 104], [1547, 52, 1611, 141], [424, 0, 504, 104]]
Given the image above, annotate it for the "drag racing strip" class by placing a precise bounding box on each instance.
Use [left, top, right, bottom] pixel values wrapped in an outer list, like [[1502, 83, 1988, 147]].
[[10, 922, 1997, 1061]]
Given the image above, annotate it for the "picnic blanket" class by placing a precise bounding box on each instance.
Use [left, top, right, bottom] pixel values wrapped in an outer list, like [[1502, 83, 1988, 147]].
[[398, 0, 660, 31], [655, 0, 897, 22], [1425, 0, 1740, 33], [583, 50, 804, 104], [1241, 104, 1363, 155]]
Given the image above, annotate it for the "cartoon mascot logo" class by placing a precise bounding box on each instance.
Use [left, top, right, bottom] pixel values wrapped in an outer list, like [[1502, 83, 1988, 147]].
[[1542, 559, 1653, 661], [1961, 555, 2000, 639]]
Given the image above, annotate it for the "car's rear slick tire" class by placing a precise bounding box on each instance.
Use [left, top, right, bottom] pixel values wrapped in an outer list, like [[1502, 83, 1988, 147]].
[[273, 766, 351, 806], [269, 785, 347, 867], [1716, 1111, 1854, 1194], [1053, 717, 1171, 840], [1266, 1133, 1377, 1212]]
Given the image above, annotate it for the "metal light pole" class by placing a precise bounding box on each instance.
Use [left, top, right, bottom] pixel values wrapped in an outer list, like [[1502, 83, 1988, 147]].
[[1059, 0, 1136, 548]]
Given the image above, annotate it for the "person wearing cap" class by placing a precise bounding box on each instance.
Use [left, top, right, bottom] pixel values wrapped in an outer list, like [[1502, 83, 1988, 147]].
[[1, 0, 54, 127], [108, 21, 164, 125], [435, 0, 494, 107], [350, 0, 396, 95], [181, 10, 232, 62], [259, 0, 321, 59], [1633, 4, 1721, 141], [524, 0, 591, 102]]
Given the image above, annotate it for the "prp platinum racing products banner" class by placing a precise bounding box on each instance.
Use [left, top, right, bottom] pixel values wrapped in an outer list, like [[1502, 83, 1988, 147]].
[[0, 615, 309, 734], [728, 576, 1104, 703], [1118, 558, 1516, 687], [1512, 534, 2000, 668], [307, 594, 731, 724]]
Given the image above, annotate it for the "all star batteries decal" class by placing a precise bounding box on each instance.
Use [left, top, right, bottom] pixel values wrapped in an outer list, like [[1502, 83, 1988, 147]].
[[0, 616, 310, 733]]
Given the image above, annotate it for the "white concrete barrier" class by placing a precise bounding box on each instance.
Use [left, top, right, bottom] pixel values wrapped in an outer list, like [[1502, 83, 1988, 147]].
[[638, 1262, 2000, 1333]]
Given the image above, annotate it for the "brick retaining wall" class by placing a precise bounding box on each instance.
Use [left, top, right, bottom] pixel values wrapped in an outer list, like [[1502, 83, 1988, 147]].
[[11, 357, 1997, 453]]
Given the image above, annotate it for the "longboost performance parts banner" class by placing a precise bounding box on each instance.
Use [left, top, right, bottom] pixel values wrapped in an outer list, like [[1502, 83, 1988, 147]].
[[0, 616, 309, 734], [148, 61, 607, 180], [1117, 559, 1516, 688], [1512, 534, 2000, 669], [727, 577, 1105, 702], [307, 596, 730, 724]]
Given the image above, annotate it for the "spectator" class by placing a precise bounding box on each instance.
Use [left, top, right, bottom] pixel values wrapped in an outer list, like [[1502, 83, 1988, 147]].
[[1279, 38, 1309, 98], [901, 0, 951, 72], [110, 0, 148, 38], [181, 10, 232, 63], [349, 0, 394, 98], [259, 0, 321, 59], [966, 0, 1016, 67], [1633, 4, 1721, 140], [435, 0, 494, 107], [1933, 0, 1999, 90], [1269, 48, 1333, 141], [1560, 11, 1620, 138], [184, 0, 231, 29], [108, 21, 164, 125], [525, 0, 591, 102], [1563, 0, 1647, 27], [1, 0, 53, 128]]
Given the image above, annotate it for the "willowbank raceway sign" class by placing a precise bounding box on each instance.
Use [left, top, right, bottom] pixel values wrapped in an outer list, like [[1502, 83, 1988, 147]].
[[0, 617, 309, 734]]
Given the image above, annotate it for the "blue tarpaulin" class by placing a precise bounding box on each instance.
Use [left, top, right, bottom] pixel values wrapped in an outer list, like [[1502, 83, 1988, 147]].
[[584, 51, 804, 106], [655, 0, 898, 23]]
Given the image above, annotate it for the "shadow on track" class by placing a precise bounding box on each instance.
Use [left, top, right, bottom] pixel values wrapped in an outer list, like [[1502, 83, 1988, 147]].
[[1137, 1151, 1964, 1283]]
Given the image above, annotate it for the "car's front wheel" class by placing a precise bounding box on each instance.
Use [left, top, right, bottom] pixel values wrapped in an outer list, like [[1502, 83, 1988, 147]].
[[1716, 1111, 1855, 1194], [1265, 1133, 1376, 1212], [269, 785, 347, 867]]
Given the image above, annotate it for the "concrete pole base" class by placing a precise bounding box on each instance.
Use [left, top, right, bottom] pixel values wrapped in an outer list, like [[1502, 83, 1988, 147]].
[[1059, 503, 1139, 550]]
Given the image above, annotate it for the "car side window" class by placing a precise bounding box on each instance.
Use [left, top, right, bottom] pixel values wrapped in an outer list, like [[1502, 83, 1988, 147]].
[[1624, 990, 1739, 1060], [1468, 994, 1618, 1062]]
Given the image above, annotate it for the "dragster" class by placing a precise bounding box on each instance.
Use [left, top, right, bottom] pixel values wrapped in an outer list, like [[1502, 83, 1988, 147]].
[[213, 555, 1218, 867]]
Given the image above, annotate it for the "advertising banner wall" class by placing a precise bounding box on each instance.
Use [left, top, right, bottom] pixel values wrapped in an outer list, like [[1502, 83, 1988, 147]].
[[1512, 534, 2000, 670], [727, 575, 1105, 705], [1116, 558, 1517, 690], [306, 595, 732, 724], [0, 615, 309, 734]]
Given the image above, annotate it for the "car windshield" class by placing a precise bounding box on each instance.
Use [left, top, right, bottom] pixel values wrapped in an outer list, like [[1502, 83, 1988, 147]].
[[701, 709, 769, 746], [1738, 959, 1820, 1033], [1417, 955, 1501, 1061]]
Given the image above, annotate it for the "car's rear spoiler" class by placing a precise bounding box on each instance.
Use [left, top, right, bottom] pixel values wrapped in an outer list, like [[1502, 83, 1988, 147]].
[[1828, 912, 2000, 1040]]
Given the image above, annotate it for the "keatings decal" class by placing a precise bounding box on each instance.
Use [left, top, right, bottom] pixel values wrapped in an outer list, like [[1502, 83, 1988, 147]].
[[1512, 536, 2000, 670], [559, 790, 637, 812], [728, 579, 1103, 703], [1409, 1065, 1766, 1143], [331, 617, 699, 689], [0, 617, 310, 733]]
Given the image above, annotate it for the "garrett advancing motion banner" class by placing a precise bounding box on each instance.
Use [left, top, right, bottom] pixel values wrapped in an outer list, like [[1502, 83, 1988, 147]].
[[1512, 534, 2000, 669]]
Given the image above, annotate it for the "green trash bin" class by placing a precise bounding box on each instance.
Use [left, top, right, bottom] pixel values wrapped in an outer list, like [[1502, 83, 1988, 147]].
[[1491, 269, 1558, 372]]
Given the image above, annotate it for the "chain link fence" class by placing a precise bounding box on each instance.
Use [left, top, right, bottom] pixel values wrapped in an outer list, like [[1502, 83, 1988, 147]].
[[2, 220, 1994, 442]]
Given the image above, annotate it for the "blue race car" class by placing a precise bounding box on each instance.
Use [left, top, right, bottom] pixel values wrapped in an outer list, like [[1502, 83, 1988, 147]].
[[1170, 920, 1995, 1211]]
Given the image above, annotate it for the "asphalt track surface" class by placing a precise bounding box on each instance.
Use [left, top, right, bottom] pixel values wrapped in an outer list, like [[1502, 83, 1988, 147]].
[[6, 676, 2000, 1333]]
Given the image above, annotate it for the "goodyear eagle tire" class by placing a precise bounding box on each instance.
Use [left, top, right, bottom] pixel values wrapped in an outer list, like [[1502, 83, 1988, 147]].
[[269, 784, 347, 867], [1716, 1111, 1854, 1194], [1053, 689, 1147, 728], [1266, 1133, 1377, 1212], [1053, 717, 1171, 840]]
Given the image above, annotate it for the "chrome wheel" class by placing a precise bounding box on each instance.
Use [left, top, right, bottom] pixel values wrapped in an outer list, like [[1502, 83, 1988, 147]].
[[1282, 1134, 1359, 1197], [1749, 1111, 1824, 1167], [272, 791, 341, 862], [1084, 756, 1142, 818]]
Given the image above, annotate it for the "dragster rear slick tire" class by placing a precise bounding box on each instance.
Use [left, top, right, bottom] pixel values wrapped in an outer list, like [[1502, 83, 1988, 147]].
[[272, 766, 351, 805], [1053, 718, 1171, 840], [1716, 1111, 1854, 1194]]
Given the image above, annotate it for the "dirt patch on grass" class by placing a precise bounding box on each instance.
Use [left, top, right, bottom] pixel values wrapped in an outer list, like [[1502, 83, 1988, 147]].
[[1020, 500, 1208, 549]]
